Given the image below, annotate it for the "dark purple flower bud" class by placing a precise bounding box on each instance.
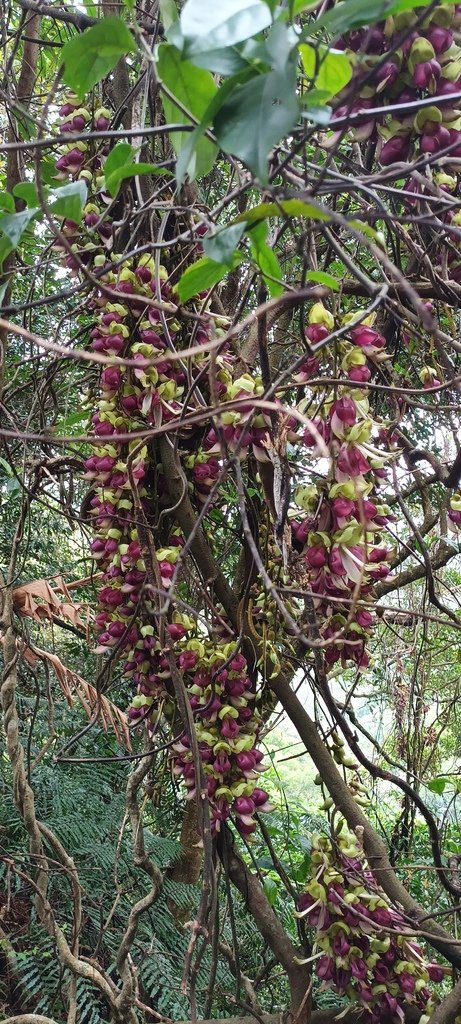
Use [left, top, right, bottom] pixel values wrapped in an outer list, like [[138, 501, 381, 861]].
[[373, 964, 390, 984], [221, 716, 240, 739], [425, 26, 453, 52], [235, 751, 256, 772], [332, 932, 350, 957], [234, 795, 255, 816], [350, 325, 386, 350], [400, 971, 415, 993], [252, 787, 269, 806], [306, 323, 329, 343], [332, 396, 357, 424], [356, 609, 373, 628], [375, 61, 399, 87], [329, 547, 346, 575], [167, 623, 186, 641], [333, 496, 355, 518], [306, 543, 328, 568], [336, 444, 371, 477], [317, 956, 335, 981], [350, 958, 367, 981], [413, 58, 441, 89], [214, 752, 231, 775], [427, 963, 444, 982], [379, 134, 411, 165], [348, 364, 371, 383]]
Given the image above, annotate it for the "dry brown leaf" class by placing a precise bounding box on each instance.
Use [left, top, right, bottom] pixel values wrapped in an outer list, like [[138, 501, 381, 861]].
[[13, 577, 89, 629], [18, 640, 131, 750]]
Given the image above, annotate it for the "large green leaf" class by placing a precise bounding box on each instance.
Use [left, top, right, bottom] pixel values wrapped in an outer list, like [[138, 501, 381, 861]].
[[295, 0, 459, 31], [305, 269, 339, 290], [0, 207, 39, 248], [13, 182, 40, 208], [203, 223, 245, 267], [0, 207, 39, 268], [61, 16, 136, 98], [233, 198, 331, 225], [427, 777, 449, 795], [176, 253, 243, 303], [214, 65, 299, 183], [175, 70, 253, 186], [295, 0, 389, 30], [49, 180, 87, 222], [179, 0, 273, 57], [103, 142, 166, 197], [157, 43, 218, 180], [300, 44, 352, 99]]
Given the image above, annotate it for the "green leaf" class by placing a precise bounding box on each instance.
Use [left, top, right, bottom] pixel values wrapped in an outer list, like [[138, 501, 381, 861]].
[[214, 65, 299, 183], [157, 43, 218, 181], [160, 0, 178, 31], [233, 198, 330, 225], [0, 207, 39, 248], [301, 87, 333, 125], [179, 0, 273, 57], [265, 20, 299, 74], [55, 408, 90, 431], [49, 180, 87, 222], [0, 192, 16, 213], [262, 876, 278, 906], [388, 0, 459, 11], [39, 157, 59, 187], [248, 221, 284, 296], [0, 236, 13, 269], [0, 456, 13, 477], [103, 142, 166, 197], [203, 223, 245, 266], [176, 253, 242, 303], [300, 44, 352, 99], [296, 0, 382, 31], [13, 182, 41, 207], [175, 69, 254, 186], [61, 17, 136, 98], [427, 777, 448, 795], [185, 46, 249, 74], [305, 270, 339, 290]]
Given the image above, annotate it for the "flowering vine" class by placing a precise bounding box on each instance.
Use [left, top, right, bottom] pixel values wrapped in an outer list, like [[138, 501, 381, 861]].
[[300, 829, 444, 1023]]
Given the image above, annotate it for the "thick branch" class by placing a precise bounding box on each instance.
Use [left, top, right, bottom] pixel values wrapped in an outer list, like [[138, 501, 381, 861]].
[[217, 829, 310, 1022]]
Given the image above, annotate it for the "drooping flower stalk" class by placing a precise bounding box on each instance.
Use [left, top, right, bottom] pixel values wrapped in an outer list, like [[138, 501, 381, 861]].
[[300, 829, 444, 1023]]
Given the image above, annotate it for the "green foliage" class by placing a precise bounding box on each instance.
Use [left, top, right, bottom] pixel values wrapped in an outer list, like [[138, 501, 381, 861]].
[[157, 43, 218, 179], [176, 253, 243, 302], [176, 0, 273, 57], [214, 64, 299, 183], [61, 16, 136, 97], [103, 142, 167, 197]]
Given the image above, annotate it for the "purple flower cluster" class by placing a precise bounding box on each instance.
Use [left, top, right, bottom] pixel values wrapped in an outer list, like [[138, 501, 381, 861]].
[[332, 4, 461, 170], [300, 831, 443, 1022], [171, 643, 270, 833], [292, 304, 393, 670], [52, 95, 270, 830]]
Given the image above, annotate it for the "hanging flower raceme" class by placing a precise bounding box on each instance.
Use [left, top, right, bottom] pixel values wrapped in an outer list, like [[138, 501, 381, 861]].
[[299, 830, 443, 1023], [290, 303, 394, 671], [51, 91, 273, 833], [170, 637, 269, 833], [330, 4, 461, 171]]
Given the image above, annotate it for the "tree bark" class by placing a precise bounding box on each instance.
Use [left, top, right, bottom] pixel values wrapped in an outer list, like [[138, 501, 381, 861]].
[[217, 830, 311, 1024]]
